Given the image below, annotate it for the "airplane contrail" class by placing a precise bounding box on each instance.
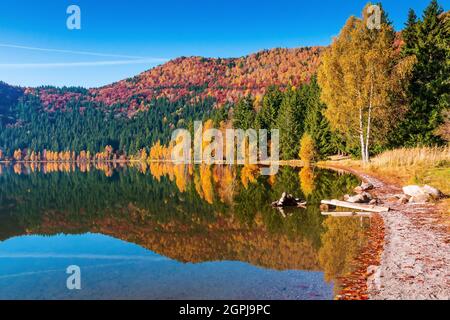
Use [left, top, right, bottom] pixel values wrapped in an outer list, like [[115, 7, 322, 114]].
[[0, 43, 152, 59], [0, 58, 168, 69], [0, 43, 169, 68], [0, 259, 165, 281], [0, 253, 169, 261]]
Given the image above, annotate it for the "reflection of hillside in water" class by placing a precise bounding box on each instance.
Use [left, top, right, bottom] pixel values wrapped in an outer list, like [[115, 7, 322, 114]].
[[0, 163, 368, 279]]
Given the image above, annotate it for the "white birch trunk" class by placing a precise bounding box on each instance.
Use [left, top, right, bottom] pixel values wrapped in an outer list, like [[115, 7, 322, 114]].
[[365, 69, 375, 163], [359, 104, 367, 163]]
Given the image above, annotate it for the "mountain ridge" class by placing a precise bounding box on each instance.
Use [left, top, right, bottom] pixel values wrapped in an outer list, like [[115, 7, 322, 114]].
[[13, 46, 323, 117]]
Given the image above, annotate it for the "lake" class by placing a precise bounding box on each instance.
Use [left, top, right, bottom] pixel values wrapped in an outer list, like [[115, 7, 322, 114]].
[[0, 162, 370, 300]]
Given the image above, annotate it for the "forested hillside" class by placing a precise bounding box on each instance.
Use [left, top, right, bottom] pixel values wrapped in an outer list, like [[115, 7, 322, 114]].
[[0, 1, 448, 162], [0, 47, 322, 157], [0, 82, 24, 126], [23, 47, 322, 117], [90, 47, 321, 111]]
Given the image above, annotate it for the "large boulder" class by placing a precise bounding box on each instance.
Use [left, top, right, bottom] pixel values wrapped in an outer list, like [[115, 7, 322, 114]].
[[402, 185, 443, 202], [422, 185, 443, 199], [409, 193, 430, 204], [403, 185, 425, 197]]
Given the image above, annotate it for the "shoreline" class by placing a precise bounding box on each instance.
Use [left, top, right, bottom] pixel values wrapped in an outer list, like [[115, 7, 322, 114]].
[[0, 160, 141, 164], [321, 163, 449, 300], [0, 159, 305, 165]]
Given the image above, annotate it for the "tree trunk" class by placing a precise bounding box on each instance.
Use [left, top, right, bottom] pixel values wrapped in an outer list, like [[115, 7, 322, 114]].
[[359, 105, 367, 163], [365, 111, 371, 162], [365, 70, 375, 163], [366, 68, 375, 162]]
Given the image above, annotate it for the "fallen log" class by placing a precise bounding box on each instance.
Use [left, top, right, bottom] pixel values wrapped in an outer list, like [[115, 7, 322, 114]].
[[321, 211, 372, 217], [320, 199, 389, 213]]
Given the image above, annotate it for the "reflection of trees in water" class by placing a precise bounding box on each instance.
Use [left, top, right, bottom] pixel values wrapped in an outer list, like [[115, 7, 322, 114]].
[[0, 163, 366, 276], [299, 166, 315, 197], [318, 216, 370, 288], [213, 166, 236, 205], [196, 165, 214, 204], [5, 161, 126, 176], [240, 164, 260, 189]]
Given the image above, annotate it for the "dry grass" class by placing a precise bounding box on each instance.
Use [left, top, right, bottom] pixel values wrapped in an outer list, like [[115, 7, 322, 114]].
[[321, 146, 450, 225], [369, 146, 450, 170], [323, 146, 449, 192], [366, 146, 450, 194]]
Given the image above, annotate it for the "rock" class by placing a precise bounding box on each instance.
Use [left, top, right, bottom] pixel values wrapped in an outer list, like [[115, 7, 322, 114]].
[[280, 193, 297, 206], [397, 194, 410, 204], [320, 203, 336, 211], [386, 195, 400, 202], [409, 193, 430, 204], [354, 182, 374, 193], [347, 192, 373, 203], [272, 192, 304, 207], [346, 195, 359, 203], [403, 185, 425, 197], [343, 194, 350, 201], [362, 192, 373, 201], [276, 192, 288, 206], [361, 192, 372, 201], [422, 185, 443, 199], [402, 184, 443, 202], [369, 199, 378, 205], [361, 182, 374, 190], [367, 265, 378, 275]]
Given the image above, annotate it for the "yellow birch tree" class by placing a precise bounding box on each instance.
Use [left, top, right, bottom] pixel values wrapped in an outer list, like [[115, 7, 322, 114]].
[[317, 4, 415, 163]]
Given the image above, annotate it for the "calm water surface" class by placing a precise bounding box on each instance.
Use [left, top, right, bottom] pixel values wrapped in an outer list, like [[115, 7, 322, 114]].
[[0, 163, 370, 299]]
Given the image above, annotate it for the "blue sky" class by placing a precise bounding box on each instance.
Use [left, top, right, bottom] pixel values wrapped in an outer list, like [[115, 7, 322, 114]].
[[0, 0, 447, 88]]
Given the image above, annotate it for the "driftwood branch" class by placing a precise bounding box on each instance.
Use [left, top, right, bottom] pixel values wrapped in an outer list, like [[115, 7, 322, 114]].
[[321, 199, 389, 213], [321, 211, 373, 217]]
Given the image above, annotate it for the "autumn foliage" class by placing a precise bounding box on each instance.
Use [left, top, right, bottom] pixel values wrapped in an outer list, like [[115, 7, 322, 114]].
[[299, 133, 316, 166], [25, 47, 322, 116]]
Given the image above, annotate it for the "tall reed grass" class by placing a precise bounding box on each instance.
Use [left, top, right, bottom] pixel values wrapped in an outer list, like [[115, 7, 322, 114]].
[[369, 146, 450, 168]]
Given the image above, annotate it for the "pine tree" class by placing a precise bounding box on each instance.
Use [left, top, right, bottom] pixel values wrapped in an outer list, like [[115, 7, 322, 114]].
[[394, 0, 449, 146], [277, 88, 303, 160], [233, 96, 256, 131], [402, 9, 418, 57], [256, 85, 283, 130], [303, 78, 336, 157]]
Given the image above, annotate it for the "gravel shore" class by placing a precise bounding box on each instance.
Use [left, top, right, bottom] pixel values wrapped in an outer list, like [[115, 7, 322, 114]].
[[353, 172, 450, 300]]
